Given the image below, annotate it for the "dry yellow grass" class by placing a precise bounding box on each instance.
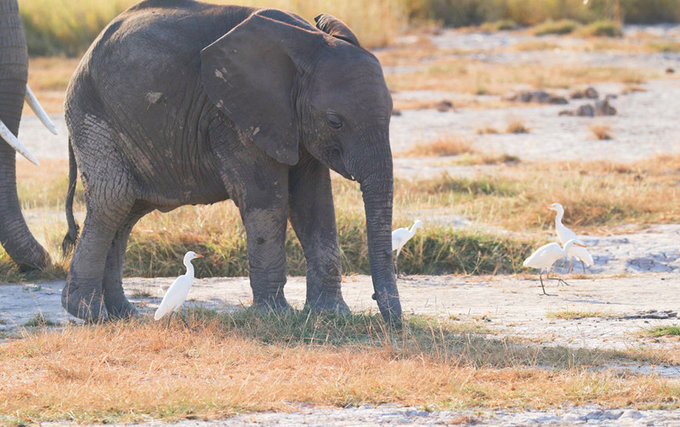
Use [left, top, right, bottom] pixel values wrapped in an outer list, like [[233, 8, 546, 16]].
[[24, 57, 80, 115], [1, 317, 679, 424], [384, 58, 654, 95], [506, 118, 530, 134], [476, 125, 500, 135], [590, 123, 613, 140], [402, 135, 474, 157]]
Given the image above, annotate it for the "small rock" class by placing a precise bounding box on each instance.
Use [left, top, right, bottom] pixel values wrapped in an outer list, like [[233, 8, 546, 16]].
[[666, 67, 675, 74], [604, 410, 623, 420], [559, 110, 575, 116], [594, 99, 617, 116], [435, 100, 454, 112], [576, 104, 595, 117], [620, 409, 644, 420], [570, 90, 585, 99], [548, 95, 568, 105], [391, 109, 402, 116], [585, 87, 599, 99], [511, 90, 563, 104], [585, 410, 605, 421]]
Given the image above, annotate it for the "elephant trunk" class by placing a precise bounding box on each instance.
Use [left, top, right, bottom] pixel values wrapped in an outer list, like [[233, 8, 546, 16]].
[[0, 0, 50, 270], [352, 138, 402, 325]]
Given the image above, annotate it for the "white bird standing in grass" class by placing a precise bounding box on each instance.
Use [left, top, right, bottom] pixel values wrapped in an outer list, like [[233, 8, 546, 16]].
[[547, 203, 594, 273], [154, 251, 203, 327], [392, 219, 423, 277], [523, 239, 587, 296]]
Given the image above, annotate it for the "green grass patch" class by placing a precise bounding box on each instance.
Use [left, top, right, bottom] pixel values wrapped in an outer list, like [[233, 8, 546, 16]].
[[576, 20, 623, 37], [646, 326, 680, 337], [532, 19, 580, 35], [480, 19, 517, 32], [420, 174, 518, 197], [23, 312, 60, 327], [546, 311, 616, 320], [648, 40, 680, 53], [124, 216, 533, 278]]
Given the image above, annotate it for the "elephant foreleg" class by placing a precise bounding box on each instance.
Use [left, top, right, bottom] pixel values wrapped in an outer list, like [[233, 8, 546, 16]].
[[242, 205, 290, 312], [289, 158, 348, 314]]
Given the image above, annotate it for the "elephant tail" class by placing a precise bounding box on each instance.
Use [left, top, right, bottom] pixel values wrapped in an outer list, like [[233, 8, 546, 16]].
[[62, 139, 79, 255]]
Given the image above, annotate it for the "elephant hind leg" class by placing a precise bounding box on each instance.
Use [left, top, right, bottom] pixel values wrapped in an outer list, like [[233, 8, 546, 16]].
[[62, 210, 126, 321], [102, 204, 152, 320], [62, 167, 138, 320]]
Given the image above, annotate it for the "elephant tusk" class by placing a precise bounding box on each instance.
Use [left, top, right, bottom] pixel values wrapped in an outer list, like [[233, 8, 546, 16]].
[[25, 85, 58, 135], [0, 119, 40, 166]]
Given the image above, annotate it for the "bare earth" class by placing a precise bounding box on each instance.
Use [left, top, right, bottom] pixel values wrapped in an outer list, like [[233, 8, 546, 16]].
[[6, 24, 680, 425]]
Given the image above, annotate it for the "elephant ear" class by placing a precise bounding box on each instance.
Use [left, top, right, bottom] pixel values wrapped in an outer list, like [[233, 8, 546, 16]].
[[200, 12, 322, 165], [314, 14, 361, 47]]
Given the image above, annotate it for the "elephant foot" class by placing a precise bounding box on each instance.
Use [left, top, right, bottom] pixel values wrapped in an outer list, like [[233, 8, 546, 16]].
[[305, 290, 350, 314], [16, 248, 51, 272], [104, 293, 138, 320], [252, 290, 292, 313], [372, 288, 403, 329], [61, 280, 107, 321]]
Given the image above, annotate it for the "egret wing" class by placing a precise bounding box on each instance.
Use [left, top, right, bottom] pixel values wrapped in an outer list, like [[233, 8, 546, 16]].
[[569, 245, 594, 266], [154, 275, 192, 320], [523, 243, 562, 269]]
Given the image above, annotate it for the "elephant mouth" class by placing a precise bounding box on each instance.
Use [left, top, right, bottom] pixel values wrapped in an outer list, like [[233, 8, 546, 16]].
[[324, 146, 355, 180]]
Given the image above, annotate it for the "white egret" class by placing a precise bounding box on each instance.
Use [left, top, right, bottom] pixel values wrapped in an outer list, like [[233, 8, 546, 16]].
[[547, 203, 594, 273], [523, 239, 586, 295], [392, 219, 423, 277], [154, 251, 203, 327]]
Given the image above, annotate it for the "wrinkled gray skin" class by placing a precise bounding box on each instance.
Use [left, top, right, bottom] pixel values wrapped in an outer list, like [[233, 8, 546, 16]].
[[62, 0, 401, 324], [0, 0, 50, 270]]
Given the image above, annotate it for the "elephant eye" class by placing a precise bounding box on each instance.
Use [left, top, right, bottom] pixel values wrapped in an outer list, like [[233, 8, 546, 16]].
[[326, 112, 343, 130]]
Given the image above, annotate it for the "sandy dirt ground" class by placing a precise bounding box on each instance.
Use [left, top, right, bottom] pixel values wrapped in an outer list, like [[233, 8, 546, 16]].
[[5, 24, 680, 425]]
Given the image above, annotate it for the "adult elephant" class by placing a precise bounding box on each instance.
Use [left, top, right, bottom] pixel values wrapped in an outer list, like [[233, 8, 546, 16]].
[[0, 0, 57, 270], [62, 0, 402, 323]]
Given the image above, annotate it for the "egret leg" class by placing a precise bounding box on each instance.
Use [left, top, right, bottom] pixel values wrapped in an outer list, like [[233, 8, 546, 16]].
[[540, 271, 555, 296], [166, 312, 173, 328], [394, 249, 401, 278], [568, 257, 574, 274], [581, 260, 586, 274], [547, 274, 570, 287], [178, 310, 191, 329]]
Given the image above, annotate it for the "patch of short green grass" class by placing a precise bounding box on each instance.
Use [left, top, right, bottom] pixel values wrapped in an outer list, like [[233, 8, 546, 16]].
[[532, 19, 580, 36], [576, 20, 623, 38], [648, 41, 680, 53], [646, 326, 680, 337], [480, 19, 517, 32], [547, 311, 616, 320], [23, 312, 60, 328]]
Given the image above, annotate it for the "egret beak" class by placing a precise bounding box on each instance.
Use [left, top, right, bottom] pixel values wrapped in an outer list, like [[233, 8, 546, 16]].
[[575, 243, 587, 248], [194, 253, 204, 258]]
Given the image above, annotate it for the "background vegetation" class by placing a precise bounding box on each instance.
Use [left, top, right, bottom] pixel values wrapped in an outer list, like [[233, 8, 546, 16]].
[[18, 0, 680, 56]]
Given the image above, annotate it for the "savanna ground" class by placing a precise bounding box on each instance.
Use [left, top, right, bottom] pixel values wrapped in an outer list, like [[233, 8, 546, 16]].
[[2, 0, 680, 425]]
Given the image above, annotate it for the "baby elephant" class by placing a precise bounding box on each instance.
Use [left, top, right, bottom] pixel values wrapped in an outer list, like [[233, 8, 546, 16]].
[[62, 0, 401, 323]]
